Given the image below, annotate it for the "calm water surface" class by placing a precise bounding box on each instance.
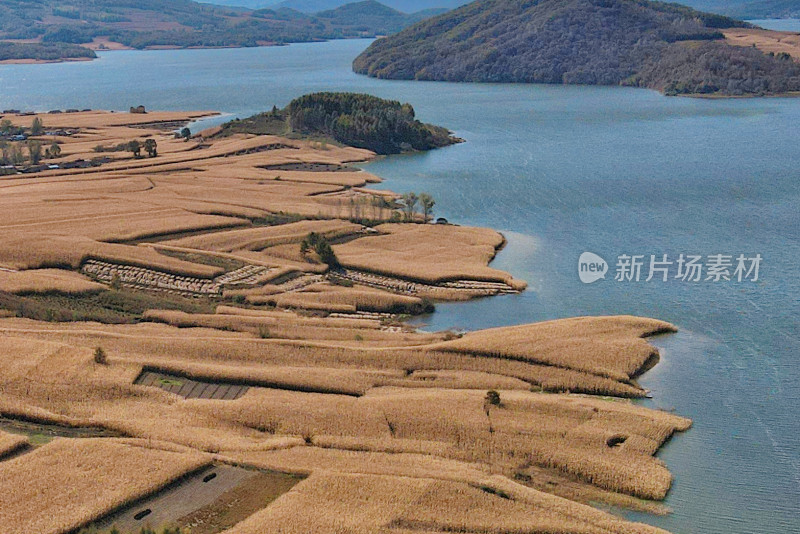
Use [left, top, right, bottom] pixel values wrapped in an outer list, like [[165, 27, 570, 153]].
[[749, 18, 800, 31], [1, 36, 798, 534]]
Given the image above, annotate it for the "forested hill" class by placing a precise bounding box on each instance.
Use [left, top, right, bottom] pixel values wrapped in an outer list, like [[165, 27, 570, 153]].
[[269, 0, 469, 13], [316, 1, 448, 34], [0, 0, 432, 57], [218, 92, 460, 154], [353, 0, 800, 97]]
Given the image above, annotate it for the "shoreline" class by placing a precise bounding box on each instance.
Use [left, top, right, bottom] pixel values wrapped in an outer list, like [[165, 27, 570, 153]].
[[0, 37, 349, 66], [0, 57, 95, 65]]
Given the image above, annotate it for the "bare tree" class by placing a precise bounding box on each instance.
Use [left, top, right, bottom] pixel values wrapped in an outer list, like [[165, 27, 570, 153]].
[[46, 141, 61, 159], [10, 144, 25, 166], [419, 193, 435, 222], [30, 117, 43, 136], [27, 140, 42, 165], [402, 192, 418, 222]]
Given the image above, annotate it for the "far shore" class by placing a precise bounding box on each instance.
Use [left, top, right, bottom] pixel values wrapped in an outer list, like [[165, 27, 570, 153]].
[[0, 57, 95, 65], [0, 36, 335, 66]]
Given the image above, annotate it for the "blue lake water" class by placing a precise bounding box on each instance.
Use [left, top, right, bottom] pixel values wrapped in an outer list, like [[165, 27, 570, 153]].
[[749, 18, 800, 32], [1, 36, 798, 534]]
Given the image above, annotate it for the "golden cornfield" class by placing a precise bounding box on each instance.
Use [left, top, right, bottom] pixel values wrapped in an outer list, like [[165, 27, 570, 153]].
[[0, 110, 690, 534]]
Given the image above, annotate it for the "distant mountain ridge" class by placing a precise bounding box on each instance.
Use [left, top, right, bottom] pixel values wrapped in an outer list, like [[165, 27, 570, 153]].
[[316, 1, 448, 33], [354, 0, 800, 97], [0, 0, 442, 60], [205, 0, 800, 18], [208, 0, 470, 13]]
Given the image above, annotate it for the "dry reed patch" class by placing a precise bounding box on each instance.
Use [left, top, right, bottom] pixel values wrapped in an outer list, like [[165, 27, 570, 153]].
[[723, 28, 800, 60], [384, 369, 532, 391], [0, 111, 691, 529], [0, 317, 689, 503], [3, 110, 216, 129], [432, 315, 676, 381], [250, 242, 318, 265], [226, 447, 489, 482], [136, 359, 387, 397], [0, 318, 641, 396], [196, 388, 389, 438], [0, 438, 209, 534], [0, 269, 106, 295], [394, 479, 667, 534], [360, 388, 689, 500], [311, 434, 452, 456], [220, 472, 435, 534], [142, 309, 438, 345], [0, 431, 28, 458], [163, 219, 361, 252], [270, 282, 426, 313], [333, 223, 521, 285], [0, 234, 223, 277], [399, 349, 648, 397], [214, 305, 381, 329]]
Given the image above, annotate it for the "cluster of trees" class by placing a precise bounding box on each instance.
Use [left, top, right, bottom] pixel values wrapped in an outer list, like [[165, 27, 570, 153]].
[[127, 139, 158, 158], [353, 0, 800, 96], [400, 191, 435, 222], [0, 41, 96, 62], [627, 40, 800, 95], [94, 138, 158, 157], [286, 92, 457, 154], [221, 93, 458, 155], [300, 232, 339, 266], [0, 118, 23, 136], [0, 118, 61, 166], [0, 140, 61, 166]]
